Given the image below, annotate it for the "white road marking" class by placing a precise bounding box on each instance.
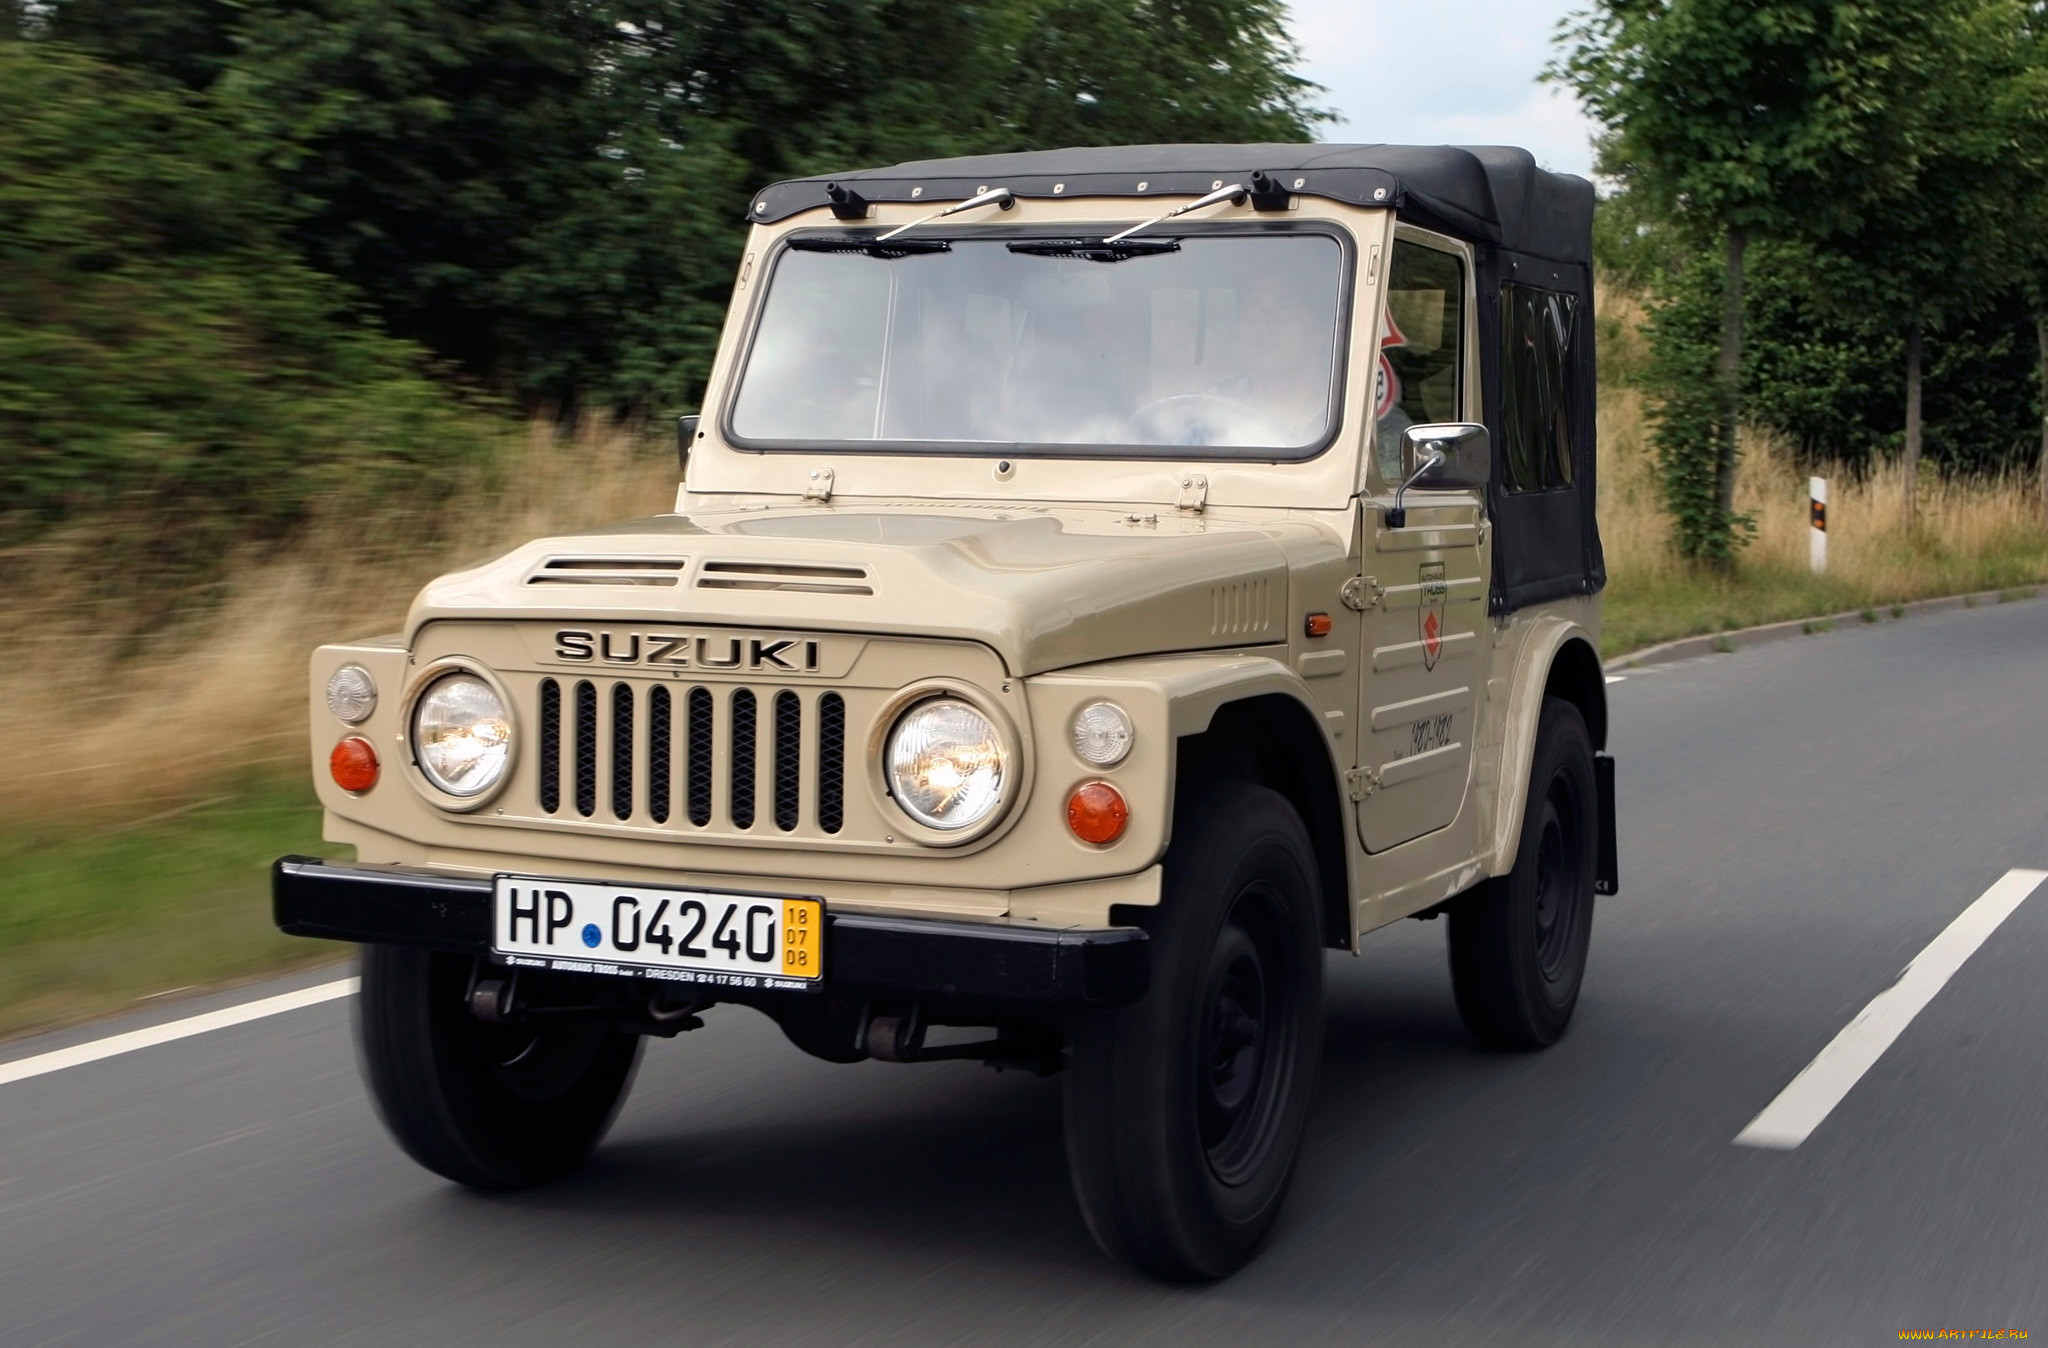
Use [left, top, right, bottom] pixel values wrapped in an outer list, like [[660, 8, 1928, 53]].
[[1734, 869, 2047, 1149], [0, 978, 358, 1087], [1604, 675, 1626, 684]]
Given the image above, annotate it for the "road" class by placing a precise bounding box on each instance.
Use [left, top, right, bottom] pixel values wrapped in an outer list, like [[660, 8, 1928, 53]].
[[5, 598, 2047, 1346]]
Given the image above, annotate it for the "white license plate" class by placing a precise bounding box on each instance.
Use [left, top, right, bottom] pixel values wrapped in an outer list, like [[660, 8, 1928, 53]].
[[492, 876, 823, 990]]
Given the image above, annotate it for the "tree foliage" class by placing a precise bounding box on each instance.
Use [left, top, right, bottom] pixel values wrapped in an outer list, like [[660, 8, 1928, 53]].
[[0, 41, 493, 562], [1560, 0, 2047, 558], [1, 0, 1325, 549]]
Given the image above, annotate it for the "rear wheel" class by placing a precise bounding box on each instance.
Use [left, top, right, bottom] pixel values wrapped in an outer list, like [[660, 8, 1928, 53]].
[[1448, 696, 1597, 1048], [1064, 782, 1324, 1280], [356, 946, 642, 1189]]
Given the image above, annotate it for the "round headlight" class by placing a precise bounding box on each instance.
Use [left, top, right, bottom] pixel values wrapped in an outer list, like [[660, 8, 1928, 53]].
[[326, 664, 377, 724], [412, 673, 512, 798], [886, 697, 1007, 832], [1071, 701, 1134, 766]]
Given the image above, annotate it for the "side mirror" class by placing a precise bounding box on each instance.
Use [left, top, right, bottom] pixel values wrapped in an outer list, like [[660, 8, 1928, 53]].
[[676, 414, 700, 477], [1387, 422, 1488, 529]]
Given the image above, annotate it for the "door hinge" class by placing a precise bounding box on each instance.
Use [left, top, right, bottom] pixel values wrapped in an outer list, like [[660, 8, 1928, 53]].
[[802, 466, 835, 502], [1175, 473, 1208, 512], [1344, 766, 1381, 801], [1340, 574, 1384, 611]]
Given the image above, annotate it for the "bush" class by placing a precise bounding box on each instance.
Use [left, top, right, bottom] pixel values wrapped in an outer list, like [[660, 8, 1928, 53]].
[[0, 41, 499, 569]]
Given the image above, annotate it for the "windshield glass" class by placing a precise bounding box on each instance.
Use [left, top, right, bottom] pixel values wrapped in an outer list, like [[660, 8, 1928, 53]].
[[727, 232, 1347, 457]]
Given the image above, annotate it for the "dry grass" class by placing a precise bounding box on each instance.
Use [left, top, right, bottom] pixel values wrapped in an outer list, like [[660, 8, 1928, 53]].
[[0, 421, 678, 835], [1597, 368, 2048, 656]]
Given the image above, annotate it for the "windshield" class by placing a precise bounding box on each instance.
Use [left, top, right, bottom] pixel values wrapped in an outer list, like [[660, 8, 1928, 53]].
[[727, 232, 1348, 458]]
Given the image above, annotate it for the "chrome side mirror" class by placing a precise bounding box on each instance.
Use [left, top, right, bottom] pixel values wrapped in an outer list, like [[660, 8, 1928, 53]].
[[1387, 422, 1488, 528]]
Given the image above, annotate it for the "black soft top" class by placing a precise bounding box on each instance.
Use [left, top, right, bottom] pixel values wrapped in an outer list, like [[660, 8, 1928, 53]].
[[749, 143, 1593, 265]]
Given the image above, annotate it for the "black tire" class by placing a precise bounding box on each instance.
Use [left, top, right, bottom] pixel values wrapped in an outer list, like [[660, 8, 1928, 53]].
[[355, 946, 642, 1189], [1064, 782, 1325, 1280], [1448, 696, 1597, 1049]]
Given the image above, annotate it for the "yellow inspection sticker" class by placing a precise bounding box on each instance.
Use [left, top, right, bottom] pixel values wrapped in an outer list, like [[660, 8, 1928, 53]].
[[781, 898, 823, 979]]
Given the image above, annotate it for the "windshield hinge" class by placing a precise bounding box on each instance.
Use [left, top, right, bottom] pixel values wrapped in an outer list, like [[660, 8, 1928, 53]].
[[1344, 767, 1381, 802], [802, 466, 835, 503], [1340, 574, 1384, 611], [1175, 473, 1208, 512]]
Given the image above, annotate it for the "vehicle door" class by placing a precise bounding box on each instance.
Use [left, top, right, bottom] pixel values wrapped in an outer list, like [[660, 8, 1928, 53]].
[[1355, 232, 1489, 853]]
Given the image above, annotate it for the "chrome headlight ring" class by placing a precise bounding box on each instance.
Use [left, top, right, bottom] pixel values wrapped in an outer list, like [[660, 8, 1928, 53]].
[[401, 660, 518, 811], [869, 682, 1021, 846]]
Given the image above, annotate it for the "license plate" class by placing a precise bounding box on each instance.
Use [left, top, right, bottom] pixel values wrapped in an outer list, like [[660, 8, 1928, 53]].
[[492, 876, 823, 990]]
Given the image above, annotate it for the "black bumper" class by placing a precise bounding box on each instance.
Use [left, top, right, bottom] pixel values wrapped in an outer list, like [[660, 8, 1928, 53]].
[[272, 856, 1150, 1009]]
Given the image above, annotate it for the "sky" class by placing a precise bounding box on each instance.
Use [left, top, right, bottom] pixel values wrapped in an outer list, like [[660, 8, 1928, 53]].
[[1286, 0, 1601, 178]]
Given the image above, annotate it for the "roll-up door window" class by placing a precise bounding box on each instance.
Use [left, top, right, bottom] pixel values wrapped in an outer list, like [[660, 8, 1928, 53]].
[[1499, 283, 1577, 494]]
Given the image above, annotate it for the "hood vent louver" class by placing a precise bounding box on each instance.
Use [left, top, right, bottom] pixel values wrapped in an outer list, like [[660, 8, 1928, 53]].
[[527, 557, 686, 587], [697, 561, 873, 597]]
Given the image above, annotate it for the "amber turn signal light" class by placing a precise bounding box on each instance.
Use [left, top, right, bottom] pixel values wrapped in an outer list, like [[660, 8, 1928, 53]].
[[1304, 611, 1333, 638], [330, 736, 380, 793], [1066, 780, 1129, 844]]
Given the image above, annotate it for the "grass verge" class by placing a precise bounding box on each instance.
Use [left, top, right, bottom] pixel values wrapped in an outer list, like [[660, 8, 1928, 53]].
[[0, 772, 342, 1039], [1595, 387, 2048, 656]]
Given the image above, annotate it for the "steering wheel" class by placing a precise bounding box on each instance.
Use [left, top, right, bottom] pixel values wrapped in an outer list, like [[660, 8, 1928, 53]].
[[1127, 394, 1289, 448]]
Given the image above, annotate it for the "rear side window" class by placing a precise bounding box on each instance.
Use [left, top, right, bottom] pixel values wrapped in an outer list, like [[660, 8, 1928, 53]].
[[1499, 283, 1578, 493]]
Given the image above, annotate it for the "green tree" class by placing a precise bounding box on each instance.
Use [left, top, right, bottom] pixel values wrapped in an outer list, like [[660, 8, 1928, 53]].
[[40, 0, 240, 89], [1554, 1, 1971, 563], [229, 0, 1325, 414], [0, 42, 490, 566], [1799, 0, 2036, 528], [2015, 3, 2048, 521], [229, 0, 613, 396]]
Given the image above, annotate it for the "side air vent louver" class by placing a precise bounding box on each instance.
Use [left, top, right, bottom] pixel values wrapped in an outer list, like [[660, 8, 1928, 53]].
[[696, 561, 872, 596], [1210, 579, 1273, 637], [527, 556, 685, 587]]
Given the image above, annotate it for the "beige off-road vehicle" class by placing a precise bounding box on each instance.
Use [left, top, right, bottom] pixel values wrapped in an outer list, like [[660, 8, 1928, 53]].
[[277, 144, 1616, 1281]]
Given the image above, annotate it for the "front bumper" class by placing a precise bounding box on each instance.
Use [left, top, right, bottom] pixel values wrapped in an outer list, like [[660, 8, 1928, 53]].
[[272, 856, 1150, 1009]]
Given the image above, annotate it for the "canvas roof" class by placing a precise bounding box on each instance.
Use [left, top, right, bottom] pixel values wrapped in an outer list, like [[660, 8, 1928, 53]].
[[749, 143, 1593, 264]]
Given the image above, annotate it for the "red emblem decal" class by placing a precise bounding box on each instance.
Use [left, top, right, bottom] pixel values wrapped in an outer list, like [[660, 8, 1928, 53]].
[[1375, 311, 1409, 420], [1422, 609, 1442, 661]]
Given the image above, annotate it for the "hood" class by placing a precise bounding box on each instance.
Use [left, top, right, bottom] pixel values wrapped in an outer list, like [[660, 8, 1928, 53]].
[[408, 502, 1323, 676]]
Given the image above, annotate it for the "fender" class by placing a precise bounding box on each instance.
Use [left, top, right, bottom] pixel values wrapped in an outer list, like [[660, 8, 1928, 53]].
[[1027, 650, 1354, 899], [1483, 617, 1605, 877]]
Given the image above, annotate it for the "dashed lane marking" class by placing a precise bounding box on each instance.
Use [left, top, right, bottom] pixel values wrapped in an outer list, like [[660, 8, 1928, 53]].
[[0, 979, 358, 1087], [1734, 869, 2047, 1149]]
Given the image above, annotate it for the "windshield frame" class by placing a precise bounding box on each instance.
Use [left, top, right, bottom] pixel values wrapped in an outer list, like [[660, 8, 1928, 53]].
[[718, 219, 1357, 464]]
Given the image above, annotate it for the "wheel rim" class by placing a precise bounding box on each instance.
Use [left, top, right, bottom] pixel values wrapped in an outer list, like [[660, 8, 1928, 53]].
[[1195, 885, 1296, 1186], [1531, 767, 1586, 981]]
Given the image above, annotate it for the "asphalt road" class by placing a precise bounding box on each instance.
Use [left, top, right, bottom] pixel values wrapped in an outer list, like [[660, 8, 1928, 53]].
[[6, 598, 2047, 1346]]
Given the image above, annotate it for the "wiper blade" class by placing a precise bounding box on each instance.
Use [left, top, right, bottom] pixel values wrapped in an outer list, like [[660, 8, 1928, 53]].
[[788, 235, 952, 259], [1006, 237, 1181, 263]]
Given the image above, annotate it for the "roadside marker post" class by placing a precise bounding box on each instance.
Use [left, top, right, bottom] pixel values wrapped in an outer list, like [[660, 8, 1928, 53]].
[[1809, 477, 1828, 575]]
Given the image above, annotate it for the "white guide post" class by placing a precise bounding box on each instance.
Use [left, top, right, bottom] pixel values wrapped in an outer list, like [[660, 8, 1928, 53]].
[[1809, 476, 1828, 574]]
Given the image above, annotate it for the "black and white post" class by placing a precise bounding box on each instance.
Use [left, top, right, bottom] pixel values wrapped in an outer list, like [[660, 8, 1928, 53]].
[[1809, 476, 1828, 574]]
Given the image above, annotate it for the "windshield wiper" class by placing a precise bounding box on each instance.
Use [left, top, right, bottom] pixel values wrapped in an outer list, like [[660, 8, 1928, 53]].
[[787, 235, 952, 259], [1005, 237, 1182, 263], [1103, 182, 1247, 243]]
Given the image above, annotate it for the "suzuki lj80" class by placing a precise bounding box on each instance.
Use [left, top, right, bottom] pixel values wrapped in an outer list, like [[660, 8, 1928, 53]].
[[277, 143, 1616, 1281]]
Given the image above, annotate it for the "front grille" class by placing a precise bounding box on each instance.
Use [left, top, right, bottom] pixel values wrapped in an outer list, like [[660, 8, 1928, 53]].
[[536, 677, 846, 836]]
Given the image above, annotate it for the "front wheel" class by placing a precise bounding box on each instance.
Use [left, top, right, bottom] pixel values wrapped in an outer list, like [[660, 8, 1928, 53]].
[[356, 946, 642, 1189], [1448, 696, 1597, 1049], [1064, 782, 1325, 1280]]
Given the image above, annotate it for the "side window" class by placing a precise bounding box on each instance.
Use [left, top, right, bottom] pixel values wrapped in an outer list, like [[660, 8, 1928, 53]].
[[1499, 283, 1578, 493], [1375, 240, 1465, 482]]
